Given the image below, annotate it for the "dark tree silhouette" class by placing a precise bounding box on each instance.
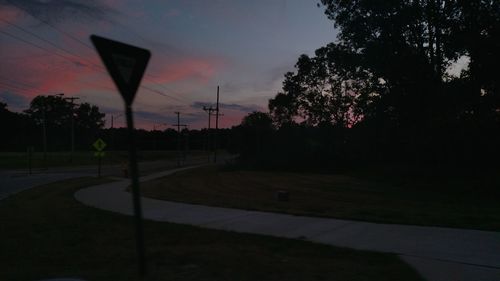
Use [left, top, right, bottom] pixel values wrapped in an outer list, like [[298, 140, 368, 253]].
[[24, 95, 105, 150], [0, 102, 34, 151], [261, 1, 499, 169], [269, 44, 380, 128]]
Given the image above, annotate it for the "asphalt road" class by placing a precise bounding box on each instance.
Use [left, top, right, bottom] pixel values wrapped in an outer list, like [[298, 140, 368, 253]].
[[0, 155, 209, 200]]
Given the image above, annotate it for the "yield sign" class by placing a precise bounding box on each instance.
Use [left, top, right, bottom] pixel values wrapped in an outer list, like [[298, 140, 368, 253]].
[[90, 35, 151, 106]]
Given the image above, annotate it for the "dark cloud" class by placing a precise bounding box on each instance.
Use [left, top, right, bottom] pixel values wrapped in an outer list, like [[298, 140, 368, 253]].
[[1, 0, 112, 23], [135, 110, 200, 125], [0, 91, 29, 111], [134, 110, 169, 122], [191, 101, 263, 113]]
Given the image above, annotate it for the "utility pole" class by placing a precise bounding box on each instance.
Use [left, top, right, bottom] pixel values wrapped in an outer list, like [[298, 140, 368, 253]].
[[214, 86, 220, 163], [172, 112, 187, 166], [203, 106, 215, 162], [42, 102, 47, 170], [111, 114, 123, 129], [182, 125, 189, 161], [64, 96, 79, 163], [110, 113, 122, 153]]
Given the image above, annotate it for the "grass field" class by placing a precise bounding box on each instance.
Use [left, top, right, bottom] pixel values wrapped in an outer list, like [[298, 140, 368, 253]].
[[0, 150, 204, 169], [0, 177, 422, 281], [140, 165, 500, 231]]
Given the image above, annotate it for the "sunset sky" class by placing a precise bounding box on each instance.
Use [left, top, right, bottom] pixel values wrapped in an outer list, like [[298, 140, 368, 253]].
[[0, 0, 337, 129]]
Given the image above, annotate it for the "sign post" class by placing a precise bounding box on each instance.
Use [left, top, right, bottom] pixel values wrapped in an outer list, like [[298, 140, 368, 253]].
[[27, 146, 34, 175], [91, 35, 151, 276], [93, 138, 106, 177]]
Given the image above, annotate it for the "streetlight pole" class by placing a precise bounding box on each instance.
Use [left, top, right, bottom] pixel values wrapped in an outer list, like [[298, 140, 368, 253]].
[[172, 112, 187, 166], [41, 93, 64, 169], [42, 103, 47, 170]]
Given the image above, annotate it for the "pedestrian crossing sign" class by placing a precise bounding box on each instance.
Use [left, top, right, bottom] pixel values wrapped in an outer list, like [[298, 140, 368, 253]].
[[93, 138, 107, 152]]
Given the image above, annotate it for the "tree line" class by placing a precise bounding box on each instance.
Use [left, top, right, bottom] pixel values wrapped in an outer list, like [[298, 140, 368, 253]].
[[0, 95, 231, 153], [232, 0, 499, 171]]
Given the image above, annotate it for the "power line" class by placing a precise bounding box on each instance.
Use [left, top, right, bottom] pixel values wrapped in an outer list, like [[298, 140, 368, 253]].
[[140, 85, 189, 104], [1, 29, 187, 104], [0, 18, 103, 72], [0, 29, 88, 66], [0, 75, 37, 89], [2, 6, 194, 105], [0, 81, 38, 95], [6, 0, 94, 50]]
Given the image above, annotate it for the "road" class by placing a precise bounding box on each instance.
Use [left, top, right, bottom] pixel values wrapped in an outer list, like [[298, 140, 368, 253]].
[[0, 155, 208, 200]]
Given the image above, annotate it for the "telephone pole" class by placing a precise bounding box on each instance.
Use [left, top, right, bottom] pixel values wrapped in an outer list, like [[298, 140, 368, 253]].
[[64, 96, 79, 163], [203, 106, 215, 162], [110, 113, 122, 152], [42, 103, 47, 170], [172, 112, 187, 166], [214, 86, 220, 163]]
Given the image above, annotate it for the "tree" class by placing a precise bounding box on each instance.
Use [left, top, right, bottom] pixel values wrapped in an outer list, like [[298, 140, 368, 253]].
[[233, 112, 274, 160], [75, 102, 105, 131], [24, 95, 105, 150], [269, 43, 381, 128], [319, 0, 499, 123], [241, 111, 274, 130], [265, 1, 499, 167], [0, 102, 35, 150]]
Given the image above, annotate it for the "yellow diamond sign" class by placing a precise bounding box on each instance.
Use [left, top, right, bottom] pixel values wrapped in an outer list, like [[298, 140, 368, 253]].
[[93, 138, 107, 152]]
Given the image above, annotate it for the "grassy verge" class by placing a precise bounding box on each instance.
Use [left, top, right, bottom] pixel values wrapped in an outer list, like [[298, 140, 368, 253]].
[[0, 150, 205, 169], [0, 177, 422, 281], [140, 165, 500, 231]]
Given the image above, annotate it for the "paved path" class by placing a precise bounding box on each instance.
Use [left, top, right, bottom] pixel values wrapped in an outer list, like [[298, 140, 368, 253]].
[[74, 166, 500, 281]]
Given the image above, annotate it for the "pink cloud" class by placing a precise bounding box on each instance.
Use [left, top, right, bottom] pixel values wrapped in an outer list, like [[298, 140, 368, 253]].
[[0, 43, 108, 100], [0, 6, 23, 28], [148, 57, 224, 85]]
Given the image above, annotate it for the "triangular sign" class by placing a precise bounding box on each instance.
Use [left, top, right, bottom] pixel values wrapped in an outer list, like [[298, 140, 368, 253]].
[[90, 35, 151, 106]]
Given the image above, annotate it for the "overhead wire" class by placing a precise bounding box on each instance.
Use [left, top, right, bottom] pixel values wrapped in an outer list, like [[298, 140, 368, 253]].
[[0, 27, 190, 106], [0, 18, 104, 72], [5, 0, 195, 106]]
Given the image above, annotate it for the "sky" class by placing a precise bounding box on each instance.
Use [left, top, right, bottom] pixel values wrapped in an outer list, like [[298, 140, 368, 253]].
[[0, 0, 337, 129]]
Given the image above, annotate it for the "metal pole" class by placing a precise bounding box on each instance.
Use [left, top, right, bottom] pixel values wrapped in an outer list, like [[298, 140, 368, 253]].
[[125, 105, 146, 276], [175, 111, 181, 166], [214, 86, 219, 163], [65, 97, 79, 163], [97, 156, 101, 177], [183, 126, 189, 161], [111, 115, 115, 153], [71, 105, 74, 163], [27, 146, 32, 175], [42, 104, 47, 170], [207, 108, 212, 162]]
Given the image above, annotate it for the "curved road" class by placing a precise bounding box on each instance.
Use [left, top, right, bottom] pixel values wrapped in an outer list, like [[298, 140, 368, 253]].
[[0, 156, 207, 200]]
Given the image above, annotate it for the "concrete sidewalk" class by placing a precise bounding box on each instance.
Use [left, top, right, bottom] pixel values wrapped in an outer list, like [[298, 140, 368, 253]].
[[74, 166, 500, 281]]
